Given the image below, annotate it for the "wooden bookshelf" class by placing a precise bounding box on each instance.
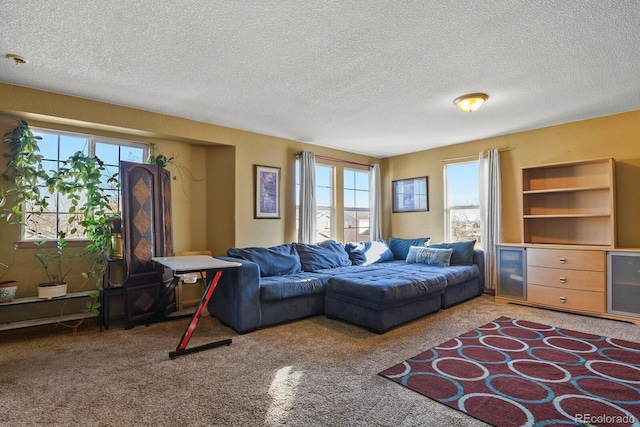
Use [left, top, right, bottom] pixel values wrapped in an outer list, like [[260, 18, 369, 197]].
[[522, 158, 616, 247]]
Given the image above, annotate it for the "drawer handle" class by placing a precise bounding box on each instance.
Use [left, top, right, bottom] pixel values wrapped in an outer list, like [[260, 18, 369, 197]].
[[558, 258, 566, 264], [559, 296, 566, 303], [559, 277, 566, 283]]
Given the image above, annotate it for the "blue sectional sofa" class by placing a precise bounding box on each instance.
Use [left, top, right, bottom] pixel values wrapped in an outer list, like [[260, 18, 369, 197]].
[[207, 239, 485, 334]]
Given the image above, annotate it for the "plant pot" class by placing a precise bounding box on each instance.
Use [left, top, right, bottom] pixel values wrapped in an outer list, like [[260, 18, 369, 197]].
[[0, 280, 18, 304], [38, 282, 67, 299]]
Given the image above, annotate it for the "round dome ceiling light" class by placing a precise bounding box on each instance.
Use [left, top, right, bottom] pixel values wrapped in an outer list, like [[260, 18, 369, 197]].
[[5, 54, 29, 65], [454, 93, 488, 112]]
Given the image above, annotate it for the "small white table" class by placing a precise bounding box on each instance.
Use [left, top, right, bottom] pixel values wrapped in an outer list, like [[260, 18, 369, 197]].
[[152, 255, 241, 359]]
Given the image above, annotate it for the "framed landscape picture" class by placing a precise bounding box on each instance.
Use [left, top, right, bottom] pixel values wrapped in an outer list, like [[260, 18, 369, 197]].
[[392, 176, 429, 213], [254, 165, 281, 219]]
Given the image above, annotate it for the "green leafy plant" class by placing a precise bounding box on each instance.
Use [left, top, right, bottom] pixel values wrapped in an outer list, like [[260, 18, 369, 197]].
[[147, 143, 174, 168], [52, 150, 119, 313], [1, 120, 49, 226], [2, 120, 118, 315], [34, 233, 71, 284]]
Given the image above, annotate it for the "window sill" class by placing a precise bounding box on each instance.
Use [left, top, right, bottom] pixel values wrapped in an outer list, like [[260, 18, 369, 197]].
[[16, 240, 91, 249]]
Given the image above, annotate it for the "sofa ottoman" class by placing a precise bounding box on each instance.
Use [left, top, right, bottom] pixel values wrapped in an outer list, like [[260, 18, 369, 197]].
[[323, 262, 447, 333]]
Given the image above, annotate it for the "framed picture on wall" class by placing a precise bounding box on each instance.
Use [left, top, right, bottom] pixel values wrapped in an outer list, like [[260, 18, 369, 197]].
[[254, 165, 281, 219], [392, 176, 429, 213]]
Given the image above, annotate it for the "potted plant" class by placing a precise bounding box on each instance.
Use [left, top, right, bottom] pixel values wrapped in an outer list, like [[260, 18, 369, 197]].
[[1, 120, 48, 302], [2, 120, 116, 313], [34, 233, 70, 299], [53, 150, 118, 313]]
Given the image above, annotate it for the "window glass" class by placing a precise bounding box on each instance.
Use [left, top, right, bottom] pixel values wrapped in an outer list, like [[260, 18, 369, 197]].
[[344, 168, 370, 242], [315, 164, 334, 241], [445, 161, 480, 244], [22, 128, 148, 240], [295, 162, 334, 243]]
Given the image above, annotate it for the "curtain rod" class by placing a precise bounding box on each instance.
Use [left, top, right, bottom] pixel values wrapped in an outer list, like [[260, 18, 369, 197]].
[[441, 147, 512, 163], [296, 151, 374, 168]]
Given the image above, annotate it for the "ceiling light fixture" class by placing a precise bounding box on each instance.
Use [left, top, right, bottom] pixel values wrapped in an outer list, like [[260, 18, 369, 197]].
[[454, 93, 488, 112], [5, 54, 28, 65]]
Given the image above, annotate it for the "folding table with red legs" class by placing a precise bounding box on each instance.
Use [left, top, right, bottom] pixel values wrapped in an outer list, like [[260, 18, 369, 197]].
[[152, 255, 241, 359]]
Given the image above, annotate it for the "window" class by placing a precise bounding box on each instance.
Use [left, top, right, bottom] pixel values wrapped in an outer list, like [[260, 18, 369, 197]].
[[295, 163, 334, 242], [444, 160, 480, 244], [315, 164, 334, 241], [24, 128, 147, 240], [344, 168, 370, 242]]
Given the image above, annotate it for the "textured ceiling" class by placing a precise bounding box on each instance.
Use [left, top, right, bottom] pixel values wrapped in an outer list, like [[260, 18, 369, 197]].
[[1, 1, 639, 158]]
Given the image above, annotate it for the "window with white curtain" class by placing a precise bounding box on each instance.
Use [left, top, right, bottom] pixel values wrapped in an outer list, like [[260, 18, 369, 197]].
[[444, 160, 481, 244], [343, 168, 370, 242], [23, 127, 148, 240]]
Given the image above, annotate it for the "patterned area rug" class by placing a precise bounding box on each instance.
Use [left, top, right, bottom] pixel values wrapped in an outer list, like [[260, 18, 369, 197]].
[[380, 316, 640, 426]]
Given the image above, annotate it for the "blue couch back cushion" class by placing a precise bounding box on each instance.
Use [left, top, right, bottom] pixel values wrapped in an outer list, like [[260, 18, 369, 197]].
[[406, 246, 453, 267], [227, 244, 302, 277], [428, 240, 476, 265], [294, 240, 352, 271], [389, 236, 429, 260], [344, 239, 394, 266]]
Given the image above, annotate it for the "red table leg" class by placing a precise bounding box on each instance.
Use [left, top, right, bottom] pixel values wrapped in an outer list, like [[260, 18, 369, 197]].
[[169, 270, 231, 359]]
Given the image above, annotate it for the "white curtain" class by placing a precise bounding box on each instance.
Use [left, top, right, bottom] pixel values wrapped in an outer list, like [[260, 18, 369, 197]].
[[479, 148, 501, 291], [369, 164, 382, 241], [298, 151, 316, 244]]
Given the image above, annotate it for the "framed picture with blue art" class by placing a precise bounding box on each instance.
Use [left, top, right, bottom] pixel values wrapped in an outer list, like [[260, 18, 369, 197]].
[[392, 176, 428, 213], [255, 164, 281, 219]]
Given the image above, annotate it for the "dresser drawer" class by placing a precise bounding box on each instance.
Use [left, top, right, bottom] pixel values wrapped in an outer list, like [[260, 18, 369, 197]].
[[527, 266, 605, 292], [528, 284, 604, 313], [527, 248, 604, 271]]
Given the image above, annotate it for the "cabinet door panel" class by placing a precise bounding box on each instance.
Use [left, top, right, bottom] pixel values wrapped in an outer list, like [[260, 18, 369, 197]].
[[120, 161, 174, 328], [497, 246, 526, 300], [607, 252, 640, 318]]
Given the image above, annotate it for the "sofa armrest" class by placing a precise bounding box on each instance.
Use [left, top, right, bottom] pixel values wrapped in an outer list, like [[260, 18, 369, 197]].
[[473, 249, 485, 290], [207, 256, 262, 333]]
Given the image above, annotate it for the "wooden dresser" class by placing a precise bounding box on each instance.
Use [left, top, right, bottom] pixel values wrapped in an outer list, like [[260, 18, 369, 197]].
[[496, 158, 640, 325], [527, 247, 605, 314]]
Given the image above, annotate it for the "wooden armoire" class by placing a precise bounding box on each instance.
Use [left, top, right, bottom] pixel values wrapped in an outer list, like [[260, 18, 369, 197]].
[[120, 161, 174, 328]]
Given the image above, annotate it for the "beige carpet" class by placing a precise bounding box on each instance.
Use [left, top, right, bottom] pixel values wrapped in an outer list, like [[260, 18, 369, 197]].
[[1, 295, 639, 427]]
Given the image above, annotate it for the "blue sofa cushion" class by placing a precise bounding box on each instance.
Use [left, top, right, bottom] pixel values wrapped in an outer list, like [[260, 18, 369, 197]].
[[345, 240, 394, 266], [388, 236, 429, 260], [227, 244, 301, 277], [406, 246, 453, 267], [325, 263, 447, 305], [294, 240, 352, 271], [429, 240, 476, 265], [436, 264, 481, 286], [260, 273, 325, 301]]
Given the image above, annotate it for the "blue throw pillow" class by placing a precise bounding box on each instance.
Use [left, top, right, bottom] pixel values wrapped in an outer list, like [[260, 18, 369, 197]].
[[388, 237, 429, 260], [428, 240, 476, 265], [294, 240, 352, 271], [227, 244, 301, 277], [345, 240, 394, 266], [406, 246, 453, 267]]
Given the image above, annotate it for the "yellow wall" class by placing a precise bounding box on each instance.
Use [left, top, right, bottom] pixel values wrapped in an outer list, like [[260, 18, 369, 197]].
[[0, 83, 377, 296], [383, 110, 640, 247], [3, 81, 639, 297]]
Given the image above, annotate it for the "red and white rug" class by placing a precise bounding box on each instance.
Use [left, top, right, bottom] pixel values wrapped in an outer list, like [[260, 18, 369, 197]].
[[379, 316, 640, 426]]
